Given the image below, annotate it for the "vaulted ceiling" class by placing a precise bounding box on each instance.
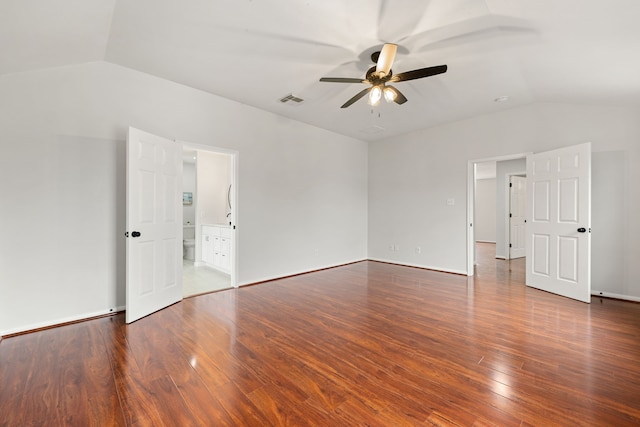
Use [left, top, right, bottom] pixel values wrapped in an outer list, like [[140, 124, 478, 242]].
[[2, 0, 639, 141]]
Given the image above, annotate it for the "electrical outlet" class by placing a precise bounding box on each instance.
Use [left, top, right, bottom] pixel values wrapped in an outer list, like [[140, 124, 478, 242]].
[[389, 244, 395, 251], [415, 246, 421, 254], [446, 198, 455, 206]]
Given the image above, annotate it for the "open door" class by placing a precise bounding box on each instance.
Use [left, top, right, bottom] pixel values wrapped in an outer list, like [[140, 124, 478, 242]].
[[526, 142, 591, 303], [509, 175, 526, 259], [126, 127, 183, 323]]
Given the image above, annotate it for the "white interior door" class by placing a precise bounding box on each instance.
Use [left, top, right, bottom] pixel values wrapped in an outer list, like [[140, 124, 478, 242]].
[[526, 142, 591, 303], [126, 127, 183, 323], [509, 175, 527, 259]]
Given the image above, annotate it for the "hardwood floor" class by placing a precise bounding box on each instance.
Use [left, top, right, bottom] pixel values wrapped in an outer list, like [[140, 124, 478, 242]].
[[2, 243, 640, 426]]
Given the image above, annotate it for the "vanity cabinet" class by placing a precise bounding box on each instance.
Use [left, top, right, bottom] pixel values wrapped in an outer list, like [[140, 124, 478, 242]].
[[201, 225, 232, 273], [201, 231, 214, 265]]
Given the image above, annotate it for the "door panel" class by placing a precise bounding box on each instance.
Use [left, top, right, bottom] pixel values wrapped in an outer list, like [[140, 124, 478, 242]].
[[526, 143, 591, 303], [532, 181, 550, 221], [558, 236, 578, 282], [532, 234, 550, 276], [126, 127, 183, 323]]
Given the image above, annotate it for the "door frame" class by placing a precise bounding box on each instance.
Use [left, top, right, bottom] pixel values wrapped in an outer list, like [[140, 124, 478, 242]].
[[505, 172, 526, 260], [179, 140, 239, 288], [467, 152, 529, 275]]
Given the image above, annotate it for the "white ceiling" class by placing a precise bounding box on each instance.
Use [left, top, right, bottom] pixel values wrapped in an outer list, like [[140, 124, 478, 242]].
[[2, 0, 640, 141]]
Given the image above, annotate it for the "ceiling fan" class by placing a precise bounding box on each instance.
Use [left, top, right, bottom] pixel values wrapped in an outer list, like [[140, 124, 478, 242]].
[[319, 43, 447, 108]]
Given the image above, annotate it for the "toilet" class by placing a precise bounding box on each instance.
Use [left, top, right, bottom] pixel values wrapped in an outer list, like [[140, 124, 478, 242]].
[[183, 225, 196, 260]]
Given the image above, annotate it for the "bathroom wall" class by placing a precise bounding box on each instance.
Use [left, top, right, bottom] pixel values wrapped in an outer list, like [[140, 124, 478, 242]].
[[183, 161, 196, 225], [197, 151, 231, 226]]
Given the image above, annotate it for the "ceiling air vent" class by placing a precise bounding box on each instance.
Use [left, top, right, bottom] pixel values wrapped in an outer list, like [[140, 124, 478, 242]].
[[360, 125, 385, 134], [279, 94, 304, 104]]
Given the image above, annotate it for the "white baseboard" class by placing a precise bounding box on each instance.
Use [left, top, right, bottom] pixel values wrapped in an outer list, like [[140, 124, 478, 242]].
[[2, 306, 125, 337], [592, 291, 640, 303]]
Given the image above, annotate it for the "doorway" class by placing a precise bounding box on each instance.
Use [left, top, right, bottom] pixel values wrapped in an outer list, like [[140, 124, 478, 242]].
[[468, 143, 592, 302], [473, 160, 497, 269], [467, 153, 527, 274], [125, 127, 239, 323], [181, 143, 237, 297]]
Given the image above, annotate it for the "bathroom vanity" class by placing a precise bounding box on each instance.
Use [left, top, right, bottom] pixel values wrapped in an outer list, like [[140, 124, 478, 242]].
[[201, 224, 232, 274]]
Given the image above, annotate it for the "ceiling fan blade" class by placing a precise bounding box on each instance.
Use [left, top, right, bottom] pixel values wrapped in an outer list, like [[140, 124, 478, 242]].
[[391, 65, 447, 82], [320, 77, 366, 83], [341, 87, 371, 108], [375, 43, 397, 77], [386, 85, 408, 105]]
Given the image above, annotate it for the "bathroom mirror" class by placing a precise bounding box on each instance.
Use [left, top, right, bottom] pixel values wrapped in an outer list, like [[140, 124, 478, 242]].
[[183, 192, 193, 205]]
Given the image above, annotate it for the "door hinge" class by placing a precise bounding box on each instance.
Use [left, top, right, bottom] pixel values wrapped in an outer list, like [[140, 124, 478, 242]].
[[125, 231, 129, 238], [509, 243, 512, 248], [509, 213, 512, 218], [509, 182, 513, 187]]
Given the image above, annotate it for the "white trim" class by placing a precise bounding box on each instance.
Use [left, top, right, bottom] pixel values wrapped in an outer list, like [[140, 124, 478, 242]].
[[592, 291, 640, 303], [466, 161, 475, 275], [2, 306, 125, 337]]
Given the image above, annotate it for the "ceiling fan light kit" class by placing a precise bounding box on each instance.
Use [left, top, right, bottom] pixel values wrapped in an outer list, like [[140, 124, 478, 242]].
[[383, 86, 397, 103], [369, 85, 383, 105], [320, 43, 447, 108], [368, 85, 398, 106]]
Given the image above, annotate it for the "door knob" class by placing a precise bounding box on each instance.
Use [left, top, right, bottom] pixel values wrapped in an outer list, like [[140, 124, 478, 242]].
[[577, 228, 586, 233], [131, 231, 141, 238]]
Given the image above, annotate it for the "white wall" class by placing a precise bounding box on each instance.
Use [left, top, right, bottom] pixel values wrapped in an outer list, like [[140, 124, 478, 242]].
[[592, 151, 625, 295], [369, 102, 640, 298], [0, 61, 368, 335], [474, 178, 496, 243], [495, 159, 526, 258]]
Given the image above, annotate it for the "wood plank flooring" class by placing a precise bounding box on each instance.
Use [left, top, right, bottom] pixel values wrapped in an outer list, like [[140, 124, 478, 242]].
[[2, 243, 640, 426]]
